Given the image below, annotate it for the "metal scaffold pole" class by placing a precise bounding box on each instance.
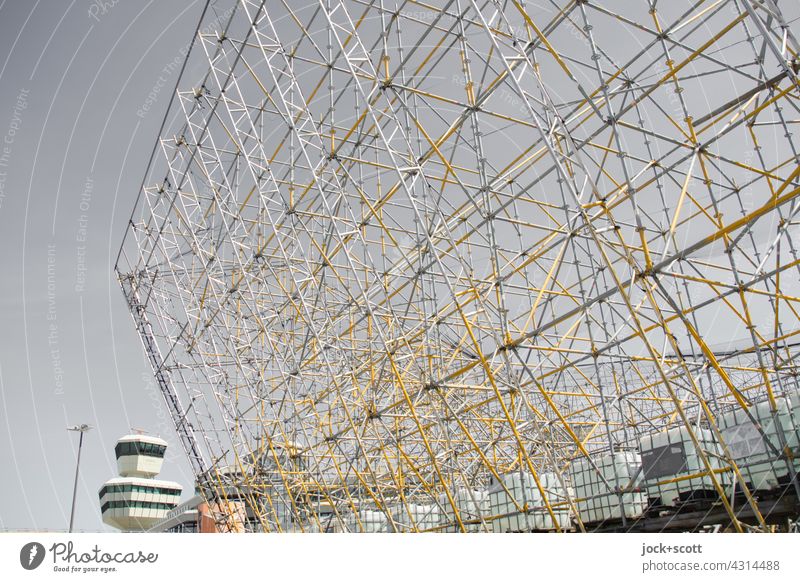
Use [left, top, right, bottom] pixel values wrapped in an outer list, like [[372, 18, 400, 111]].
[[115, 0, 800, 533]]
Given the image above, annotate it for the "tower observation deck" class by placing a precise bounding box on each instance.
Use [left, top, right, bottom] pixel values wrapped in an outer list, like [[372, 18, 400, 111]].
[[99, 435, 182, 531]]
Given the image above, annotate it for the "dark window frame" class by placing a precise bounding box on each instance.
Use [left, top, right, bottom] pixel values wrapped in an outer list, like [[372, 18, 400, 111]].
[[114, 441, 167, 459]]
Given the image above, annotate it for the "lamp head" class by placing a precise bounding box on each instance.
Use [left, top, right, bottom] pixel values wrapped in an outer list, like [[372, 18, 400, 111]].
[[67, 424, 93, 432]]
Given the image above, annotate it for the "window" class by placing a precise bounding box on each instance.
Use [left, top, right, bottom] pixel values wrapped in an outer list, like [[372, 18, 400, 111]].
[[101, 500, 179, 513], [99, 484, 181, 499], [166, 522, 198, 533], [114, 441, 167, 459]]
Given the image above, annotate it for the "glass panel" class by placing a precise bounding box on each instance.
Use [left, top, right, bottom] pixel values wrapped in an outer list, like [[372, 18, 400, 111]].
[[114, 440, 166, 458]]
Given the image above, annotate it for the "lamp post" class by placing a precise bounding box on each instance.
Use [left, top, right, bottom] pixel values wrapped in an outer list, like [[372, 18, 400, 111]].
[[67, 424, 92, 533]]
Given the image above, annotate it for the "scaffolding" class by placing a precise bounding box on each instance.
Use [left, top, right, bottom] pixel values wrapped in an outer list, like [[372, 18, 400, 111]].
[[116, 0, 800, 532]]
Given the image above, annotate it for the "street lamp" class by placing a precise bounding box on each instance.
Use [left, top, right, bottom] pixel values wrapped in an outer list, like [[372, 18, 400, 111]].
[[67, 424, 92, 533]]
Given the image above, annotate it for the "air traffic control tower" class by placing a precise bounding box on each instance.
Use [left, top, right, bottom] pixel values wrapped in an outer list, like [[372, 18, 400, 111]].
[[99, 435, 182, 531]]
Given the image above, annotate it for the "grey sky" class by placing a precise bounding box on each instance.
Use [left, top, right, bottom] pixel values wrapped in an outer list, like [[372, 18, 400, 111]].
[[0, 0, 212, 532]]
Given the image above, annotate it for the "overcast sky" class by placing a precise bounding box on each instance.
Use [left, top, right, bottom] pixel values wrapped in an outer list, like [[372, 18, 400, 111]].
[[0, 0, 218, 532]]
